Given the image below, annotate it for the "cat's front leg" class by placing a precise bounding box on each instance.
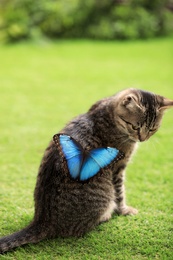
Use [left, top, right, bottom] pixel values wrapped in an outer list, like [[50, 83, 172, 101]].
[[113, 168, 138, 216]]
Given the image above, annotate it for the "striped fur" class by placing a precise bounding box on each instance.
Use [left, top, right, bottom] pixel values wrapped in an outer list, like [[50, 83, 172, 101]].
[[1, 88, 173, 253]]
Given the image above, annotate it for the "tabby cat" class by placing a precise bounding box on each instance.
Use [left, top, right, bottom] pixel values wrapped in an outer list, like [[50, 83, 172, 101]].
[[0, 88, 173, 253]]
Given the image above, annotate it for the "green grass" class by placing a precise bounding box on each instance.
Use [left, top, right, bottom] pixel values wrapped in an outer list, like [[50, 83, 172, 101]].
[[0, 37, 173, 259]]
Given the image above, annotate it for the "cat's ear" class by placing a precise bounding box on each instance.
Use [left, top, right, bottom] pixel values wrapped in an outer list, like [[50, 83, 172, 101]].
[[122, 95, 136, 107], [158, 96, 173, 111]]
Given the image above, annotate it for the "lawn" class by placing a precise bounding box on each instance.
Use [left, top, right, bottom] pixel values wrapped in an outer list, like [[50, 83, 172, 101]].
[[0, 37, 173, 260]]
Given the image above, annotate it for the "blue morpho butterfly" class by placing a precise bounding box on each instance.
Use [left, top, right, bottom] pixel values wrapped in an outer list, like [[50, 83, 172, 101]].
[[53, 133, 124, 182]]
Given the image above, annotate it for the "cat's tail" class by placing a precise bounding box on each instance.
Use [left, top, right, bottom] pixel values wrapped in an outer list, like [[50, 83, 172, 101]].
[[0, 221, 49, 253]]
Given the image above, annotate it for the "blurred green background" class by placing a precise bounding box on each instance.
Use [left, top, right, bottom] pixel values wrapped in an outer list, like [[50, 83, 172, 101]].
[[0, 0, 173, 43], [0, 1, 173, 259]]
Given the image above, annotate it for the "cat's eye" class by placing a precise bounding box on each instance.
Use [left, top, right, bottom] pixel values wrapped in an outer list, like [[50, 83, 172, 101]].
[[132, 125, 140, 131], [120, 116, 140, 131], [149, 128, 157, 132]]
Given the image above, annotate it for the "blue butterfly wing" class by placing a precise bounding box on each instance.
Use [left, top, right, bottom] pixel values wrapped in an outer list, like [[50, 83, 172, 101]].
[[59, 135, 82, 179], [80, 147, 119, 181]]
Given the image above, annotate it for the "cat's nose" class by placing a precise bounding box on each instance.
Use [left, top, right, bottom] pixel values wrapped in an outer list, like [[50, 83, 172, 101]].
[[139, 136, 146, 142], [137, 130, 147, 142]]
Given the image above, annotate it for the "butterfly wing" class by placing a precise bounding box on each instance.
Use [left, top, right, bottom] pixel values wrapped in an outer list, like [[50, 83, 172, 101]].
[[59, 134, 83, 179], [80, 147, 120, 181], [54, 134, 124, 182]]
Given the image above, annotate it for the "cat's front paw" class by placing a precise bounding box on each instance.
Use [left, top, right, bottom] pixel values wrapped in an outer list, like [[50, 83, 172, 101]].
[[115, 206, 138, 216]]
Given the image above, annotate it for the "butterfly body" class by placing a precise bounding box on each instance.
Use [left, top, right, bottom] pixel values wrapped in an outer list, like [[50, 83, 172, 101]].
[[53, 134, 124, 181]]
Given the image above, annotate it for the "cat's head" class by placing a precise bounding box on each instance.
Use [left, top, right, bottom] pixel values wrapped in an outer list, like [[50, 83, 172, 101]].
[[114, 89, 173, 142]]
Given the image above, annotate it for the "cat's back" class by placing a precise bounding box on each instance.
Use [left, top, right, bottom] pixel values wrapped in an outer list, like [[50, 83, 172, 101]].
[[33, 134, 115, 237]]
